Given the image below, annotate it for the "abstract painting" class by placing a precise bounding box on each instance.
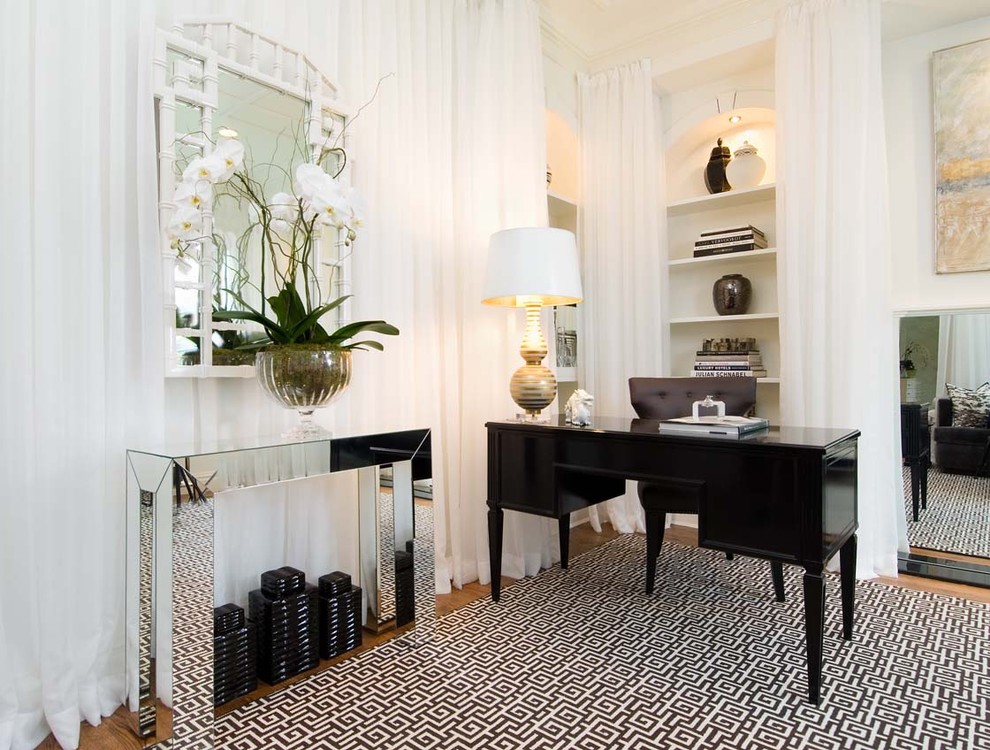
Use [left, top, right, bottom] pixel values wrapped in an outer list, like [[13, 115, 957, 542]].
[[933, 37, 990, 273]]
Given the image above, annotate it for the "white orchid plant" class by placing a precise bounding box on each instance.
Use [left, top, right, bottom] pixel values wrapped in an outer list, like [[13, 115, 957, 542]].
[[167, 134, 398, 350]]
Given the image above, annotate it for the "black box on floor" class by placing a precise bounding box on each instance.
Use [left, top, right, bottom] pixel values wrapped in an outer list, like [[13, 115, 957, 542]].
[[260, 566, 306, 599]]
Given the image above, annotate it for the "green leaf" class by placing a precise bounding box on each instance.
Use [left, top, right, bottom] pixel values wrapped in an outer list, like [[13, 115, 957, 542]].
[[285, 296, 354, 341], [328, 320, 400, 343], [339, 340, 386, 351], [211, 309, 290, 343], [268, 287, 308, 330]]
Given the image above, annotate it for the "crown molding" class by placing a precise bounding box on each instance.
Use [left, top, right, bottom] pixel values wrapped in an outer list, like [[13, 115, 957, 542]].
[[539, 14, 591, 68], [540, 0, 776, 73], [589, 0, 773, 69]]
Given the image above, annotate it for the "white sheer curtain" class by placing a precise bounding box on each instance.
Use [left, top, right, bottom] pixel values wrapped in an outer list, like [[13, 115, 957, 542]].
[[0, 1, 162, 748], [938, 313, 990, 392], [577, 60, 666, 534], [336, 0, 555, 587], [776, 0, 905, 577]]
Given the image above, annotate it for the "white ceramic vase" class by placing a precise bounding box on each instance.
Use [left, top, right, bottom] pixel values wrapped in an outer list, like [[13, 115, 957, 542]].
[[725, 140, 766, 190]]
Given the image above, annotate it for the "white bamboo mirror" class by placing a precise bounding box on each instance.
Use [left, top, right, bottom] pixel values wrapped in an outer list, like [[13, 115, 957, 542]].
[[154, 21, 351, 376]]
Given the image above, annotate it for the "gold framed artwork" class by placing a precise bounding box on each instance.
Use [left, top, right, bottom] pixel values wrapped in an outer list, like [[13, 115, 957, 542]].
[[933, 37, 990, 274]]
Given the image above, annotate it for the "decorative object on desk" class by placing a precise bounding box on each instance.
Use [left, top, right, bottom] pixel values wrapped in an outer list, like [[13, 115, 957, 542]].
[[933, 38, 990, 273], [704, 138, 732, 194], [693, 225, 767, 258], [170, 130, 399, 437], [692, 394, 725, 419], [564, 389, 594, 426], [725, 140, 766, 189], [712, 273, 752, 315], [482, 227, 584, 422]]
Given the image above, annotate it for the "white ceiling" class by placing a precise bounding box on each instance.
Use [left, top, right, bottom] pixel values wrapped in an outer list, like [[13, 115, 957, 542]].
[[540, 0, 990, 73]]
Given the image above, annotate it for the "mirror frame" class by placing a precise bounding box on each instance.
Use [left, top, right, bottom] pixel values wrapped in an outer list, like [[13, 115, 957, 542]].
[[153, 20, 353, 377], [895, 305, 990, 588]]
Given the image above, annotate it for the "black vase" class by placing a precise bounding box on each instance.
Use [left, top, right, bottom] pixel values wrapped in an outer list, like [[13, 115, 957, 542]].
[[704, 138, 732, 194], [712, 274, 752, 315]]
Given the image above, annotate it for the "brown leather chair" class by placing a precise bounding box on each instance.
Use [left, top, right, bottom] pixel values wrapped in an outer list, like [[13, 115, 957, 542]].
[[629, 376, 784, 601]]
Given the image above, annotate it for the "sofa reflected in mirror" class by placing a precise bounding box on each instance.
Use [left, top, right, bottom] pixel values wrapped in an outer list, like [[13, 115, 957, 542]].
[[933, 395, 990, 476], [897, 310, 990, 589]]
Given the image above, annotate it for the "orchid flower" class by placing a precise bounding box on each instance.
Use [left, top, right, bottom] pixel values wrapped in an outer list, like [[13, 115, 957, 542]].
[[309, 182, 351, 228], [215, 137, 245, 181], [294, 163, 334, 201], [182, 154, 227, 184], [167, 207, 203, 243], [174, 179, 212, 210]]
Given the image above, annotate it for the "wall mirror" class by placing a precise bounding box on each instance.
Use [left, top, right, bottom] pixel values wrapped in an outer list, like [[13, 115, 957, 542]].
[[897, 308, 990, 587], [154, 21, 351, 377]]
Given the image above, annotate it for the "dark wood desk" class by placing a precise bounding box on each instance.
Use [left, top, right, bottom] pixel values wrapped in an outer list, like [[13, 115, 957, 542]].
[[486, 417, 859, 705], [900, 402, 930, 521]]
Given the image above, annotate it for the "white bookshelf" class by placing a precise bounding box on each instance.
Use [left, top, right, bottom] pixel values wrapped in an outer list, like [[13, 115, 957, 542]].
[[666, 180, 779, 423]]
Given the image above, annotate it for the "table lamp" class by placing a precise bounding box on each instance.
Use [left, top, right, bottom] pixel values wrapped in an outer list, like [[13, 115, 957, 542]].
[[482, 227, 583, 421]]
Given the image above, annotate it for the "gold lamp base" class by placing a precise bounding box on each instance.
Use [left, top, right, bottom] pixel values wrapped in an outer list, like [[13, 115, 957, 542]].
[[508, 303, 557, 421]]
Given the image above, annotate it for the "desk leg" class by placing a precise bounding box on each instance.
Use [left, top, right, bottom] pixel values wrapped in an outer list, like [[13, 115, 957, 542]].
[[559, 514, 570, 570], [771, 562, 785, 603], [488, 506, 503, 602], [840, 534, 857, 641], [910, 462, 921, 521], [802, 566, 825, 705]]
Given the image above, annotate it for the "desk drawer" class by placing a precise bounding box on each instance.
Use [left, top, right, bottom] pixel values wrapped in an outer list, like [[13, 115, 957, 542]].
[[492, 431, 556, 515]]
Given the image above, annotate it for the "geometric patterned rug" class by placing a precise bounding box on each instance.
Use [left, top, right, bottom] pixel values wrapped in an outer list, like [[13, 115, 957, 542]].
[[214, 534, 990, 750], [903, 465, 990, 559]]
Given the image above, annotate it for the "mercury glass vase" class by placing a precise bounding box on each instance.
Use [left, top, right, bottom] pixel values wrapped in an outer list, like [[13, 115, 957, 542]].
[[256, 346, 352, 439]]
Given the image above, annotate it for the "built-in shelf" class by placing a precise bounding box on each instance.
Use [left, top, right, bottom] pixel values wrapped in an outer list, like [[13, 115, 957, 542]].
[[556, 367, 577, 383], [667, 183, 776, 216], [669, 248, 777, 267], [670, 313, 779, 324]]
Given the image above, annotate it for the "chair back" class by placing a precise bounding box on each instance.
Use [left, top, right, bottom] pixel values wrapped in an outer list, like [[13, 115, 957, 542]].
[[628, 376, 757, 420]]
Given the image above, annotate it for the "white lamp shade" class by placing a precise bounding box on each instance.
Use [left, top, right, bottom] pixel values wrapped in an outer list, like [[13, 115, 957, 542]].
[[481, 227, 584, 307]]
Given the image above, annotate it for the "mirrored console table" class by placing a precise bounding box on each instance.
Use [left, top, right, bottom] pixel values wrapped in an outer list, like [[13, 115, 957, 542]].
[[126, 428, 433, 749]]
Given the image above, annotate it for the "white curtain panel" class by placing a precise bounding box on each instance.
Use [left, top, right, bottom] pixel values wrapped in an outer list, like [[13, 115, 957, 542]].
[[577, 60, 666, 534], [940, 313, 990, 391], [0, 0, 163, 748], [335, 0, 555, 588], [775, 0, 906, 576]]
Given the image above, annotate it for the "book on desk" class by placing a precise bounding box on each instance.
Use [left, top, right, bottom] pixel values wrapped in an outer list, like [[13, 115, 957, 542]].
[[658, 415, 770, 437]]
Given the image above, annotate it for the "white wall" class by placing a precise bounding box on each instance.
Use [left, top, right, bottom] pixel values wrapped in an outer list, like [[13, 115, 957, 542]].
[[884, 15, 990, 312], [542, 29, 586, 203]]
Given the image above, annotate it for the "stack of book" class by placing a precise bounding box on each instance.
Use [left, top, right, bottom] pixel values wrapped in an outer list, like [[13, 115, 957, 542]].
[[693, 349, 767, 379], [693, 225, 768, 258]]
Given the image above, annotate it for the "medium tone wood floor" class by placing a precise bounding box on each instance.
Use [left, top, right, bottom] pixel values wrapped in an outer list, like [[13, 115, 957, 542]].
[[36, 522, 990, 749]]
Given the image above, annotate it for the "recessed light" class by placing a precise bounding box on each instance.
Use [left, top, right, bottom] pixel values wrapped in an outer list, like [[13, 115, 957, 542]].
[[218, 126, 239, 138], [728, 115, 742, 124]]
